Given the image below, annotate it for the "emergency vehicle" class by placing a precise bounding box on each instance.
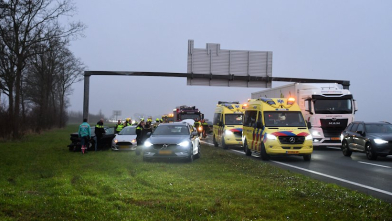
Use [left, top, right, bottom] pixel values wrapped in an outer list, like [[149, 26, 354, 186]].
[[242, 98, 313, 161], [162, 114, 174, 123], [173, 105, 203, 122], [213, 101, 246, 149]]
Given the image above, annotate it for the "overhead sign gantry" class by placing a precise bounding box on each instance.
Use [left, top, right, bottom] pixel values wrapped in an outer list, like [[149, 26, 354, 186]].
[[83, 40, 350, 120]]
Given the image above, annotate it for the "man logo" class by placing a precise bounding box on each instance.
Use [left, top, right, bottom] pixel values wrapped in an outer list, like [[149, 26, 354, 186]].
[[289, 137, 295, 143], [162, 144, 168, 149]]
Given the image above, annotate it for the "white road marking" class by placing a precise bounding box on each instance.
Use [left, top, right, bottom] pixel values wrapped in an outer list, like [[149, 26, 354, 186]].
[[272, 161, 392, 196], [326, 147, 341, 150], [358, 161, 392, 169], [201, 140, 392, 196]]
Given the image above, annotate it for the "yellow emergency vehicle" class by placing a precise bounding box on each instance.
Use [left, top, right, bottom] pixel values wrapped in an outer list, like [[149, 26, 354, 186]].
[[213, 101, 246, 149], [242, 98, 313, 161]]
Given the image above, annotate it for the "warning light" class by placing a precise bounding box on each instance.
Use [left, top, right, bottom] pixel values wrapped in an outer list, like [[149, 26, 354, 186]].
[[287, 97, 295, 105]]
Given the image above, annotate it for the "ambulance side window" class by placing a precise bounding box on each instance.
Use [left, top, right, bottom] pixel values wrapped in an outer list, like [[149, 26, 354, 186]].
[[213, 113, 221, 125], [244, 110, 257, 127]]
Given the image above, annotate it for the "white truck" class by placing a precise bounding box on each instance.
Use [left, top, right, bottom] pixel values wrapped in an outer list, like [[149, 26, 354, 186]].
[[251, 83, 358, 147]]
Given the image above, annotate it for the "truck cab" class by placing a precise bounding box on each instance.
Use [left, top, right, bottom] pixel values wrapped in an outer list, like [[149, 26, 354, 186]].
[[242, 98, 313, 161]]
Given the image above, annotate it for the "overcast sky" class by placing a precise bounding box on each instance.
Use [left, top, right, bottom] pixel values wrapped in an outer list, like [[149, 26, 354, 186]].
[[68, 0, 392, 122]]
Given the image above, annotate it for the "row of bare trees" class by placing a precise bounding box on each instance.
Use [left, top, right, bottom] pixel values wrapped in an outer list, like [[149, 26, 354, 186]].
[[0, 0, 85, 139]]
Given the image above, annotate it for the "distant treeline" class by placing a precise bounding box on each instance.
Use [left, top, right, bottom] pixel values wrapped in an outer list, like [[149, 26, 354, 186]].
[[0, 0, 85, 139]]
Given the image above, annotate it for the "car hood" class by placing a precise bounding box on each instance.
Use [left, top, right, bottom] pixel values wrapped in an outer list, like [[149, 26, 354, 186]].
[[368, 133, 392, 141], [148, 135, 191, 144], [114, 134, 137, 142]]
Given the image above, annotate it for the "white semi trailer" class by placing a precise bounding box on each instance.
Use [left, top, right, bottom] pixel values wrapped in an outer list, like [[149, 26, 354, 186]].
[[251, 83, 358, 147]]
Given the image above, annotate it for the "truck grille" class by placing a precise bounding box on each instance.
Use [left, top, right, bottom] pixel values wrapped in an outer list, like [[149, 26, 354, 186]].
[[320, 119, 347, 137], [278, 136, 305, 144]]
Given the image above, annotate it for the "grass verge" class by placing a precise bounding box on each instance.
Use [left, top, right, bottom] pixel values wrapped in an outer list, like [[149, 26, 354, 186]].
[[0, 125, 391, 220]]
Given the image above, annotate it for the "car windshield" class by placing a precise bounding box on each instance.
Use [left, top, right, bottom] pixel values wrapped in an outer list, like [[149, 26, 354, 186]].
[[225, 114, 243, 125], [314, 99, 352, 114], [365, 124, 392, 133], [119, 127, 136, 135], [264, 111, 307, 127], [153, 125, 189, 135]]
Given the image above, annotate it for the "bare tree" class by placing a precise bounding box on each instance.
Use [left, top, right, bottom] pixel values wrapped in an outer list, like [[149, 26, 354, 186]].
[[0, 0, 85, 138]]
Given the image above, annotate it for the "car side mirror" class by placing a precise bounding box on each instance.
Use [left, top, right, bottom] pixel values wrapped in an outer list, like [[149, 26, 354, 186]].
[[307, 122, 312, 129], [356, 131, 364, 136], [191, 131, 198, 137]]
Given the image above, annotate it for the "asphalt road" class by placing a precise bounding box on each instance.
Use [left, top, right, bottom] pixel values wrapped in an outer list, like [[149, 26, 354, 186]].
[[201, 137, 392, 203]]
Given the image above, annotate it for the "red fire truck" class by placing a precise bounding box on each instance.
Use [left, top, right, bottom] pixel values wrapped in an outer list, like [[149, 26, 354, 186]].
[[173, 105, 204, 122]]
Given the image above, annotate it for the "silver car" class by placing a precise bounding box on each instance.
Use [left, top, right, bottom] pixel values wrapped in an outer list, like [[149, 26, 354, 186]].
[[142, 122, 200, 162], [111, 126, 137, 151]]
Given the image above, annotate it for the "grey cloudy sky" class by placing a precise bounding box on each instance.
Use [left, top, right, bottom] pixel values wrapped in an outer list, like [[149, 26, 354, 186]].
[[68, 0, 392, 122]]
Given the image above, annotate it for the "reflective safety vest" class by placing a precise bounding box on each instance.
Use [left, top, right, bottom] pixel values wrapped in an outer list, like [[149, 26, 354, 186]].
[[95, 124, 104, 128], [194, 121, 201, 127], [116, 124, 124, 132]]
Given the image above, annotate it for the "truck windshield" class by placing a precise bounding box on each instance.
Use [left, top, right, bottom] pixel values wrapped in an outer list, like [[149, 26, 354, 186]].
[[225, 114, 243, 125], [180, 114, 201, 121], [314, 99, 352, 114], [264, 111, 306, 127]]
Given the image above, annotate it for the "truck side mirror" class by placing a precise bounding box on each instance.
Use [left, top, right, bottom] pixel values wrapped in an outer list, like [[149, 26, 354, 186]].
[[354, 100, 358, 113], [307, 122, 312, 129]]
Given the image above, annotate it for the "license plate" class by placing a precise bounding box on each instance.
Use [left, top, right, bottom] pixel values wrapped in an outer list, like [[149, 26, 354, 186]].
[[331, 137, 340, 140], [286, 151, 299, 154], [159, 150, 172, 155], [119, 145, 128, 149]]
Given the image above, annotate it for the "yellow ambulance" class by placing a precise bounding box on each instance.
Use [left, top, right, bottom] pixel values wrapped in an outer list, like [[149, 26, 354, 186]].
[[213, 101, 246, 149], [242, 98, 313, 161]]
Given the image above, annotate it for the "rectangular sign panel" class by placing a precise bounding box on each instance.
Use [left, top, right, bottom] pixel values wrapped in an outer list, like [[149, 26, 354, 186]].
[[187, 40, 272, 88]]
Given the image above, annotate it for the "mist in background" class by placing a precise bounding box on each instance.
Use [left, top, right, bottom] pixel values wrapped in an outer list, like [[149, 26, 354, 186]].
[[68, 0, 392, 122]]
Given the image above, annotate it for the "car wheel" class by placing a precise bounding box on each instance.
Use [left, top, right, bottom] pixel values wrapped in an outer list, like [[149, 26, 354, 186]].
[[341, 140, 352, 157], [244, 141, 251, 156], [366, 143, 378, 160], [303, 154, 311, 161], [213, 135, 218, 147], [222, 137, 228, 150], [260, 143, 270, 161]]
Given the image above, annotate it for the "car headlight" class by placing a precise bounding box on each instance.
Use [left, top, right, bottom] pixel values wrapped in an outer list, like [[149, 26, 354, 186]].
[[266, 134, 277, 140], [144, 140, 153, 147], [114, 139, 118, 143], [225, 130, 234, 136], [131, 139, 136, 143], [374, 139, 388, 144], [178, 141, 190, 147], [305, 135, 313, 140]]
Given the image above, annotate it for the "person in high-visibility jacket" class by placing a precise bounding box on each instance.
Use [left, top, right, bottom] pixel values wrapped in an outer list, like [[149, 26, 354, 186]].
[[115, 120, 124, 134], [135, 120, 145, 155]]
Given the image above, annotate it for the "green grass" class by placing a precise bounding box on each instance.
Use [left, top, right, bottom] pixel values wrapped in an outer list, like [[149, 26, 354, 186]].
[[0, 125, 391, 220]]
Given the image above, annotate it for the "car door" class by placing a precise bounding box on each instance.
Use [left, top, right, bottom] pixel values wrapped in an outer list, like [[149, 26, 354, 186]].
[[189, 125, 198, 155], [243, 110, 257, 150], [347, 123, 358, 150], [354, 123, 366, 151]]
